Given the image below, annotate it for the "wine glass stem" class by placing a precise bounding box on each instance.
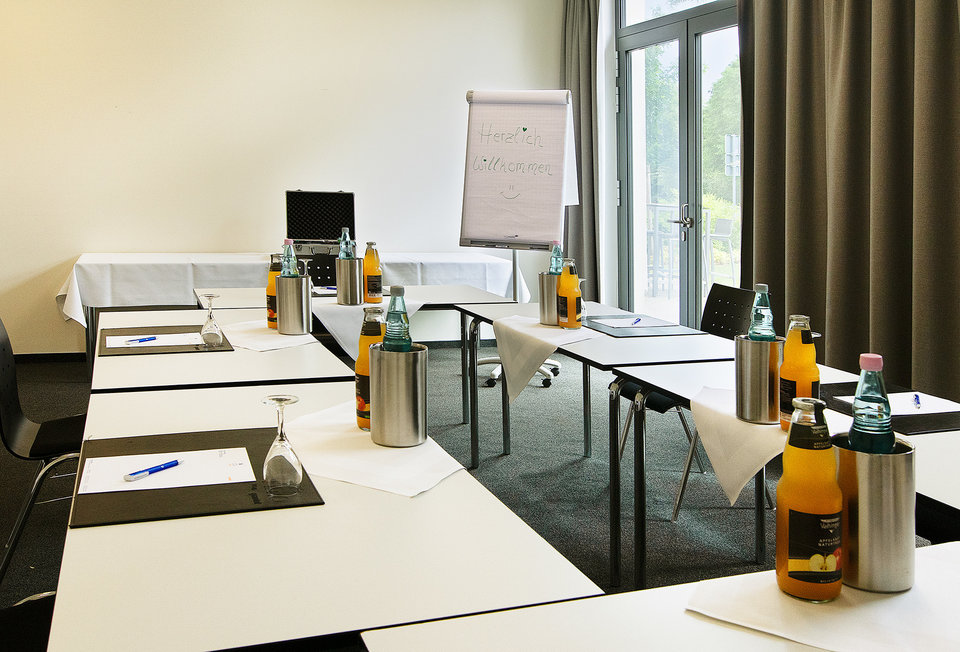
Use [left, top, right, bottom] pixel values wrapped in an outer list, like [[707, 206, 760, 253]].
[[276, 405, 286, 442]]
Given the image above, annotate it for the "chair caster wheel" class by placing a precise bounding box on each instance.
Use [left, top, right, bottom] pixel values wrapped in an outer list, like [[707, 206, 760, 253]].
[[484, 378, 497, 388], [551, 368, 560, 376], [541, 378, 552, 388]]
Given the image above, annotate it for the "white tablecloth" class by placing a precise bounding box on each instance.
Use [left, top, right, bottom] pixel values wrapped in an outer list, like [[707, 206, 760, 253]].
[[57, 251, 528, 327]]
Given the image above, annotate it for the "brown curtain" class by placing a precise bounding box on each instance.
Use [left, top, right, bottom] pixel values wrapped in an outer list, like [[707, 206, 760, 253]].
[[562, 0, 600, 300], [739, 0, 960, 400]]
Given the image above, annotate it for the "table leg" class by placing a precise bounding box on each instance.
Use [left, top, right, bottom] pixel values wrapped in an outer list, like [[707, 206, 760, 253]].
[[460, 312, 468, 425], [501, 364, 510, 455], [468, 317, 481, 470], [607, 379, 623, 588], [634, 391, 649, 589], [755, 467, 766, 564], [582, 363, 591, 458]]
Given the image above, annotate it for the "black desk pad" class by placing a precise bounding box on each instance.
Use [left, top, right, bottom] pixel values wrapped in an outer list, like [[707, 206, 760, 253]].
[[98, 325, 233, 356], [584, 314, 702, 338], [69, 427, 323, 528], [820, 382, 960, 436]]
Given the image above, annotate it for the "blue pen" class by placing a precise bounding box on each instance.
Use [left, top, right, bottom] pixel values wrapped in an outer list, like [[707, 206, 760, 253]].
[[632, 317, 642, 325], [124, 459, 182, 482], [125, 336, 157, 344], [914, 393, 921, 409]]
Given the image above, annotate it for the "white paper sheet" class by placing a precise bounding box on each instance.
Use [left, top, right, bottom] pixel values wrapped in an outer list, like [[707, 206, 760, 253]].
[[492, 315, 603, 403], [78, 448, 255, 494], [219, 319, 316, 351], [686, 542, 960, 651], [592, 316, 674, 328], [286, 402, 462, 497], [835, 391, 960, 416], [104, 333, 203, 348], [690, 387, 786, 505]]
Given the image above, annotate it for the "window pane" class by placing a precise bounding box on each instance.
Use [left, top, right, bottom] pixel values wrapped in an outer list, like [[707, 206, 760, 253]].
[[622, 0, 716, 27], [698, 26, 741, 305], [630, 40, 680, 323]]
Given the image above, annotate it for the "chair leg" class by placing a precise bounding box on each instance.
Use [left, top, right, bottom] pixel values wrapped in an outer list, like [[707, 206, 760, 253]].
[[0, 452, 80, 586], [672, 427, 702, 521], [674, 407, 705, 473]]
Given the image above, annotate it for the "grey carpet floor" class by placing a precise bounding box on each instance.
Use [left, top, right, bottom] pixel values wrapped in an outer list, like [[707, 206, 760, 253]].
[[0, 345, 781, 608]]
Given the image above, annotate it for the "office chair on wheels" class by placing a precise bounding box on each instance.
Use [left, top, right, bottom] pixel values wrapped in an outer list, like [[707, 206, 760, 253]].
[[477, 356, 560, 388], [613, 283, 772, 520], [0, 315, 85, 588]]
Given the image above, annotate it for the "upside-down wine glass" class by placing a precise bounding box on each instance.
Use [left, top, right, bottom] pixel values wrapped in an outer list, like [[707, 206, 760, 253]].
[[261, 394, 303, 496], [199, 293, 223, 348]]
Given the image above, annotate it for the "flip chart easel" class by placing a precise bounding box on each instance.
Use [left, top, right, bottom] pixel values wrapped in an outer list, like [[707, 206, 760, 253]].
[[459, 90, 579, 299]]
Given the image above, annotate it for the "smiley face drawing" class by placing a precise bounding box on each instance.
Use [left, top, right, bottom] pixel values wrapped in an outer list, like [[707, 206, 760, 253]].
[[499, 184, 520, 200]]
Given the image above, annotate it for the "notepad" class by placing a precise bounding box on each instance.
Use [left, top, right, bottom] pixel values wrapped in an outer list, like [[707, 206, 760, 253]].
[[105, 333, 204, 348], [78, 448, 254, 494]]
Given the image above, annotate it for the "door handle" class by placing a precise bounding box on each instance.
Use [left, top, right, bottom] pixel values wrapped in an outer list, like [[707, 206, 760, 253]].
[[669, 204, 694, 228]]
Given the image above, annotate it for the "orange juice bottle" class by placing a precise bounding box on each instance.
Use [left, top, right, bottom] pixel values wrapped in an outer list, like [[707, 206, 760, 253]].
[[356, 307, 385, 430], [363, 242, 383, 303], [265, 253, 282, 329], [556, 258, 582, 329], [779, 315, 820, 430], [775, 397, 842, 602]]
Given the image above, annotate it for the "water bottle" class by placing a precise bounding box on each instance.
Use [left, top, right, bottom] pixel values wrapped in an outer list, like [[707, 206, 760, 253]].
[[280, 238, 299, 277], [339, 227, 355, 260], [549, 240, 563, 275], [382, 285, 412, 352], [847, 353, 895, 454], [747, 283, 777, 341]]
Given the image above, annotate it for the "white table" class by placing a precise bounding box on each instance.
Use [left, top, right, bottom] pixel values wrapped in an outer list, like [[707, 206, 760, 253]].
[[454, 301, 731, 587], [91, 308, 353, 392], [49, 383, 601, 651], [363, 543, 960, 651], [58, 252, 528, 327]]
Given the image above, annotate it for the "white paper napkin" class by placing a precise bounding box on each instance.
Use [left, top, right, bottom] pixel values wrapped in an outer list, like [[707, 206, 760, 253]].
[[220, 320, 317, 351], [492, 316, 603, 403], [312, 299, 425, 360], [686, 542, 960, 651], [286, 402, 462, 497], [690, 387, 786, 505]]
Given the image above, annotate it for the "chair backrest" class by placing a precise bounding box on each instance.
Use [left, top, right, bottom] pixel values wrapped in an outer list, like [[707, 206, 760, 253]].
[[0, 315, 30, 457], [699, 283, 756, 340], [711, 218, 733, 238]]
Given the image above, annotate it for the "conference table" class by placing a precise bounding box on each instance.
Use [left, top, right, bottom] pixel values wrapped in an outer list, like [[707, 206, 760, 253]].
[[48, 385, 601, 650], [454, 301, 735, 587], [91, 307, 354, 392], [361, 541, 960, 651]]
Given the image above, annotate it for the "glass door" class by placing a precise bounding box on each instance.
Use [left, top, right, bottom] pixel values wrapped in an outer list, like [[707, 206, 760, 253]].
[[617, 3, 740, 326]]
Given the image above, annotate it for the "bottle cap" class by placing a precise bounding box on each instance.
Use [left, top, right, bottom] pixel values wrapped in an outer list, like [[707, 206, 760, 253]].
[[367, 241, 376, 246], [754, 283, 768, 293], [859, 353, 883, 371], [552, 240, 561, 245], [283, 238, 293, 245], [390, 285, 405, 296]]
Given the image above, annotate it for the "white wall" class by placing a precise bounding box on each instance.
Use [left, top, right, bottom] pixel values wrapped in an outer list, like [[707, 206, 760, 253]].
[[0, 0, 563, 353]]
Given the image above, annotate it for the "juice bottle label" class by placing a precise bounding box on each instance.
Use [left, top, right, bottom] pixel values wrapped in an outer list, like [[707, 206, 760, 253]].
[[366, 275, 382, 296], [557, 295, 567, 319], [574, 297, 582, 324], [786, 421, 831, 450], [356, 372, 371, 420], [786, 510, 841, 583], [267, 295, 278, 327], [780, 379, 820, 421]]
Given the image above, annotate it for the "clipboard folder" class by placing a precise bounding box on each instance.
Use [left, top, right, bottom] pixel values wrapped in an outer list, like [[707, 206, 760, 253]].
[[584, 314, 702, 338], [820, 382, 960, 436], [98, 325, 233, 356], [69, 427, 323, 528]]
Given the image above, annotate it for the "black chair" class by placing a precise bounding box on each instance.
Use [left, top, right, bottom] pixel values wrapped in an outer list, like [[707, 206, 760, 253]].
[[0, 592, 56, 651], [0, 315, 84, 586], [614, 283, 759, 521]]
